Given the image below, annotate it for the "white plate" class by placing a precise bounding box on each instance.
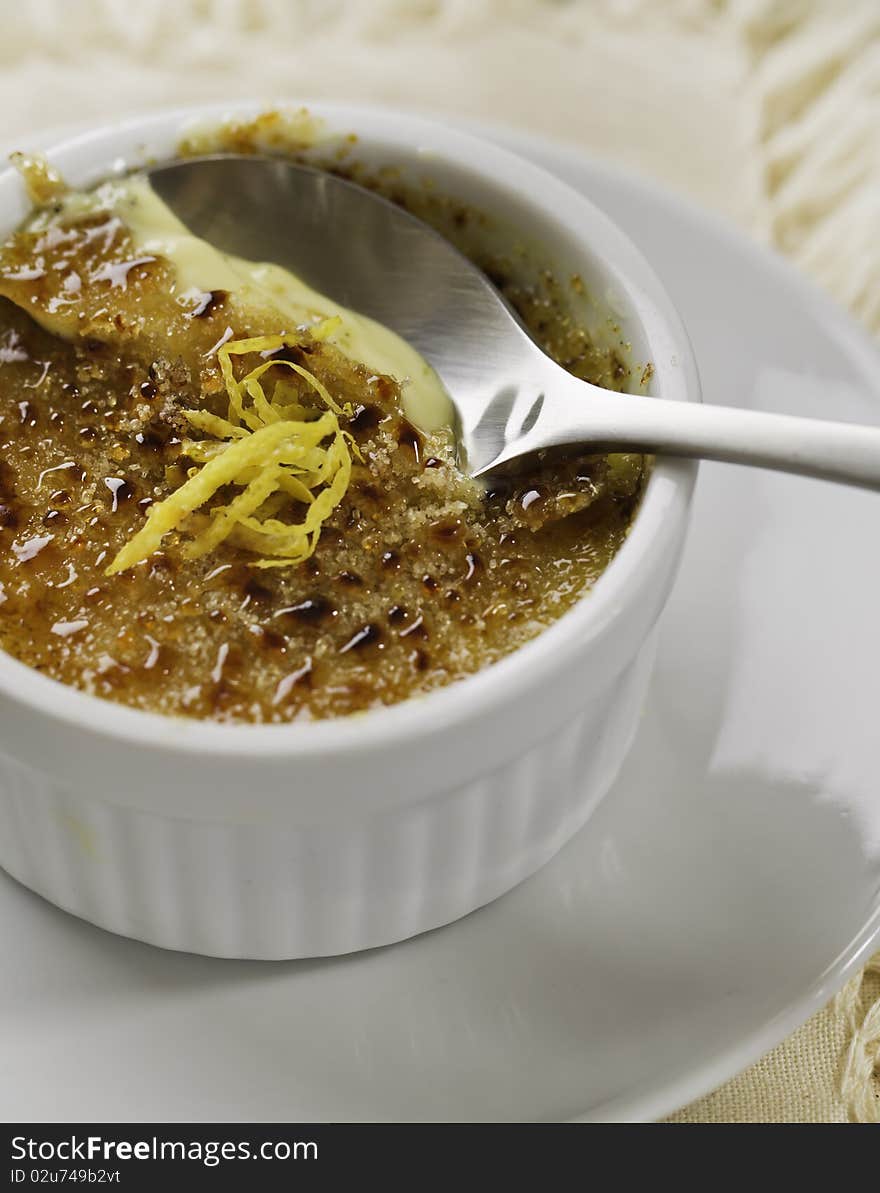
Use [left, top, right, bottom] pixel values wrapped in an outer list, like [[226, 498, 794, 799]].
[[1, 123, 879, 1124]]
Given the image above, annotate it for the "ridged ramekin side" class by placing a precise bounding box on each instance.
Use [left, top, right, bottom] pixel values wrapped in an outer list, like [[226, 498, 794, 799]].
[[0, 639, 653, 959]]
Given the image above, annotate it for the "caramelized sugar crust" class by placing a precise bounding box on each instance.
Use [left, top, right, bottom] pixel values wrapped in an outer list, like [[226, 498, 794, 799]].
[[0, 173, 644, 722]]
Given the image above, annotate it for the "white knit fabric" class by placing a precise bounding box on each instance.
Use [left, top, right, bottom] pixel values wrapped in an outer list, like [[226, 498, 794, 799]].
[[0, 1, 875, 328]]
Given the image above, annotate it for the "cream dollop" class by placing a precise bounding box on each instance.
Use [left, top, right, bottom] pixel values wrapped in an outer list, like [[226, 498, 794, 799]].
[[114, 175, 453, 433]]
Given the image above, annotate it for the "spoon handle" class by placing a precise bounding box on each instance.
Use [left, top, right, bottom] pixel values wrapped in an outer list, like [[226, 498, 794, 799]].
[[478, 382, 880, 491]]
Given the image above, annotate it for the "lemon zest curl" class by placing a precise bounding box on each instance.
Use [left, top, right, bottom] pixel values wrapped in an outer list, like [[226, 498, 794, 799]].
[[106, 331, 356, 575]]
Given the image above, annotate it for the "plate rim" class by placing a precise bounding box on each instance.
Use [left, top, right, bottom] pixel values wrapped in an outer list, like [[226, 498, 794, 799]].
[[507, 124, 880, 1121]]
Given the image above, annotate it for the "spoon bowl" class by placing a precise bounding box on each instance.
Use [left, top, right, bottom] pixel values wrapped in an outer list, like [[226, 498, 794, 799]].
[[149, 154, 880, 490], [148, 154, 536, 473]]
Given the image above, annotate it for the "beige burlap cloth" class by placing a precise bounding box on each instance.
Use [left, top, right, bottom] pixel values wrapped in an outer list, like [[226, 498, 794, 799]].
[[0, 0, 877, 1121]]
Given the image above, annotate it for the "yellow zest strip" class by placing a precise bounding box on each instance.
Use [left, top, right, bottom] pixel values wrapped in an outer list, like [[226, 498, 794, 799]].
[[183, 410, 248, 440], [106, 333, 355, 575], [186, 464, 283, 559], [275, 472, 317, 504]]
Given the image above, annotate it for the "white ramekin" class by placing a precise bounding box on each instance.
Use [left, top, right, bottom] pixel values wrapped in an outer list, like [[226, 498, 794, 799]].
[[0, 103, 699, 958]]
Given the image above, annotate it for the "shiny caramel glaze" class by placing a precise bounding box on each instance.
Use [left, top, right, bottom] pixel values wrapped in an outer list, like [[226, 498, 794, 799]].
[[0, 173, 644, 722]]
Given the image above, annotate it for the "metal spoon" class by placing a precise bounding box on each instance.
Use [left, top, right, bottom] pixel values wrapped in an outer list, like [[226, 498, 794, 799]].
[[148, 155, 880, 488]]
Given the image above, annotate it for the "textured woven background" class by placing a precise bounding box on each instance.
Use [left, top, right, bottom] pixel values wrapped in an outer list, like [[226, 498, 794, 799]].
[[0, 0, 877, 1121]]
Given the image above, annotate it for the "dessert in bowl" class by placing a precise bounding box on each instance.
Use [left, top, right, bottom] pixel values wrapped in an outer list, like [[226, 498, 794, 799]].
[[0, 105, 698, 958]]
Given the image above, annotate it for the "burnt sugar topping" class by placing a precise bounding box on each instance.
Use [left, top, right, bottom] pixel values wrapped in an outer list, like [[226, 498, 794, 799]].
[[0, 156, 645, 723]]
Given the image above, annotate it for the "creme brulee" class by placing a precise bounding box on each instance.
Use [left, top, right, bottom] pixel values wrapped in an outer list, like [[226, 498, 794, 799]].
[[0, 158, 645, 722]]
